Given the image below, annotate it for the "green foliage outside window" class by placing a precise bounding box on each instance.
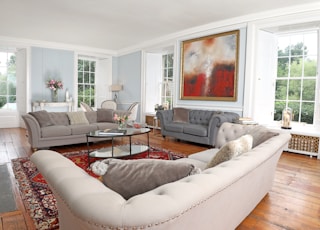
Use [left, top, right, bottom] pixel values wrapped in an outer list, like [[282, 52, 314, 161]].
[[274, 33, 317, 124], [77, 59, 96, 108], [0, 54, 16, 108]]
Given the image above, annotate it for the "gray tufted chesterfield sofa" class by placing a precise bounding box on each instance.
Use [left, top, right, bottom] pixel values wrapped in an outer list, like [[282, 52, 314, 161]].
[[156, 109, 239, 146]]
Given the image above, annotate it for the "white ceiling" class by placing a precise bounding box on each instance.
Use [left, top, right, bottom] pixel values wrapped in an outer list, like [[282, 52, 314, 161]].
[[1, 0, 320, 52]]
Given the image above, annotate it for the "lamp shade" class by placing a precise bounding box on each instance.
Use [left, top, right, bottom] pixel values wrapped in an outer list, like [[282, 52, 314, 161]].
[[111, 84, 123, 92]]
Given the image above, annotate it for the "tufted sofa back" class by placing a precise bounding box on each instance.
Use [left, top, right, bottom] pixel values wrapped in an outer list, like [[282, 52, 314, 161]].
[[215, 122, 256, 148], [189, 110, 215, 125]]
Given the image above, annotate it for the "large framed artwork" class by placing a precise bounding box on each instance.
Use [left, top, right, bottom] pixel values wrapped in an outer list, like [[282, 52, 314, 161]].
[[180, 30, 239, 101]]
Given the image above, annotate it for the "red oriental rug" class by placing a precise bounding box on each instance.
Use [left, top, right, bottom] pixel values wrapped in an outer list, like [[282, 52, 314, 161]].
[[11, 146, 185, 230]]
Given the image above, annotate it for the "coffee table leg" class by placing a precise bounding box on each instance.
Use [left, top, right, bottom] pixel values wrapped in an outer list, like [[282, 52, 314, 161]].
[[129, 136, 132, 155]]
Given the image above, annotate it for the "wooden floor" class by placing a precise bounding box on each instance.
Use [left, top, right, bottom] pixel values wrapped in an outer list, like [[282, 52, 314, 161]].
[[0, 127, 319, 230]]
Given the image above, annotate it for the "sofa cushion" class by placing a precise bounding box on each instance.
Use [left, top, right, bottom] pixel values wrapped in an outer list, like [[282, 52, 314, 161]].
[[206, 134, 253, 168], [29, 110, 54, 127], [165, 123, 185, 132], [69, 124, 98, 135], [67, 111, 89, 125], [97, 109, 114, 122], [247, 125, 279, 148], [173, 107, 189, 123], [92, 158, 197, 200], [183, 124, 208, 136], [41, 125, 72, 137]]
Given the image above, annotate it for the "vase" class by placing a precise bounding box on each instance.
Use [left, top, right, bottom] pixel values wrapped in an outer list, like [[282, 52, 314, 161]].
[[118, 122, 126, 130], [52, 90, 58, 102]]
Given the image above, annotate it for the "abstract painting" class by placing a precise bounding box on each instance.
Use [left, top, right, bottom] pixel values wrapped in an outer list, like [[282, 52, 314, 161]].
[[180, 30, 239, 101]]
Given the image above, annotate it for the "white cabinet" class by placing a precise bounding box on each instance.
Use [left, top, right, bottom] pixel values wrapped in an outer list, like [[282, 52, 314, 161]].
[[267, 125, 320, 159]]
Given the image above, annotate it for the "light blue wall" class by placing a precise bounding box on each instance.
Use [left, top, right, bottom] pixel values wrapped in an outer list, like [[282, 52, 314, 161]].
[[113, 51, 142, 120], [31, 47, 74, 103]]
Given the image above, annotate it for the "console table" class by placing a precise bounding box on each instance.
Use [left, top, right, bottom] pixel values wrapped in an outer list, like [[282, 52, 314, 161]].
[[32, 101, 73, 112]]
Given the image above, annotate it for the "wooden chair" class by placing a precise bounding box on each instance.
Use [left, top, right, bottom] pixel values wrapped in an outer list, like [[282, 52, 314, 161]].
[[101, 100, 117, 110], [127, 102, 139, 122]]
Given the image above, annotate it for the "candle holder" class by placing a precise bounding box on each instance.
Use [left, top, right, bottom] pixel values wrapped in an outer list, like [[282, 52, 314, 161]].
[[281, 107, 292, 129]]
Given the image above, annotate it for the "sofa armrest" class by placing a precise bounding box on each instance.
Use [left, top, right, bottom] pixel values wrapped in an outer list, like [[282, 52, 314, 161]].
[[207, 112, 240, 147], [156, 110, 174, 130], [21, 114, 42, 149]]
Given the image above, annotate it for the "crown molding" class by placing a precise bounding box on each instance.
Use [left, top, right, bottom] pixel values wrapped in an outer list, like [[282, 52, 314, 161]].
[[116, 2, 320, 56]]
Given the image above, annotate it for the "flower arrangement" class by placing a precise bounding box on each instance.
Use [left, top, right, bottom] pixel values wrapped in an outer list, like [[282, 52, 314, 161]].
[[113, 113, 128, 124], [46, 79, 63, 91]]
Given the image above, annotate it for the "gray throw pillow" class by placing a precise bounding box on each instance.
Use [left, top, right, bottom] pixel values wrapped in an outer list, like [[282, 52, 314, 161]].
[[97, 158, 196, 200], [29, 110, 54, 127], [206, 134, 253, 168], [173, 107, 189, 123], [247, 126, 279, 148], [97, 109, 114, 122]]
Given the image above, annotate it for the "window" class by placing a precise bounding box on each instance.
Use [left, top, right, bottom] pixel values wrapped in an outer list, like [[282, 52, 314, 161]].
[[77, 58, 96, 108], [0, 51, 16, 110], [274, 31, 318, 124], [161, 53, 174, 109]]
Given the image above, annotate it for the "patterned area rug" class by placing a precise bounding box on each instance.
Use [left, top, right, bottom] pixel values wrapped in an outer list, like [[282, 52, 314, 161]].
[[11, 146, 185, 230]]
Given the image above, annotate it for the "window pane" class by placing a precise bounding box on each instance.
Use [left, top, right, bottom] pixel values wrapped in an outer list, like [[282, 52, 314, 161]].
[[8, 96, 16, 103], [84, 60, 89, 71], [78, 59, 83, 71], [304, 32, 317, 56], [90, 61, 95, 72], [288, 101, 300, 122], [301, 102, 314, 124], [90, 73, 95, 84], [289, 57, 303, 77], [84, 72, 89, 83], [78, 72, 83, 83], [304, 56, 317, 77], [278, 37, 290, 56], [0, 82, 7, 94], [168, 54, 173, 67], [288, 79, 301, 100], [302, 79, 315, 101], [0, 96, 7, 108], [275, 80, 287, 100], [277, 57, 289, 77], [274, 101, 286, 120], [78, 85, 83, 94], [8, 83, 16, 95]]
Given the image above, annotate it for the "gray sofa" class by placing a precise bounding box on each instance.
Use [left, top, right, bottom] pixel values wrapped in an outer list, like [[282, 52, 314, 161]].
[[30, 122, 291, 229], [156, 108, 239, 146], [22, 109, 129, 150]]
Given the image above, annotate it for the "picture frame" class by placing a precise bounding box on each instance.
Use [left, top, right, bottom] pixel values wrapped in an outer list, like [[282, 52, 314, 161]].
[[180, 30, 239, 101]]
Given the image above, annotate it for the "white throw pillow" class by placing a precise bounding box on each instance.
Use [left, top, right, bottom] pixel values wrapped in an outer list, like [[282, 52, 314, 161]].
[[206, 134, 253, 168]]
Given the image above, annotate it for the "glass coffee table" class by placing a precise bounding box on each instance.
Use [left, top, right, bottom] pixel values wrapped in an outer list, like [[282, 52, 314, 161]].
[[86, 128, 151, 166]]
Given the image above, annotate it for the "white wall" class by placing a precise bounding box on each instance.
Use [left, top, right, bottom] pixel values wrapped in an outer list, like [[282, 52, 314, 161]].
[[145, 53, 162, 113]]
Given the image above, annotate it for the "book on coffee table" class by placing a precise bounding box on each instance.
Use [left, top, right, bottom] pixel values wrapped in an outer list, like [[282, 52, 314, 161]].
[[98, 129, 126, 135]]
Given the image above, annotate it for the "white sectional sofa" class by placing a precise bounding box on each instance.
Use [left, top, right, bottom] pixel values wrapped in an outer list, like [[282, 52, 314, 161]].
[[30, 122, 291, 230]]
